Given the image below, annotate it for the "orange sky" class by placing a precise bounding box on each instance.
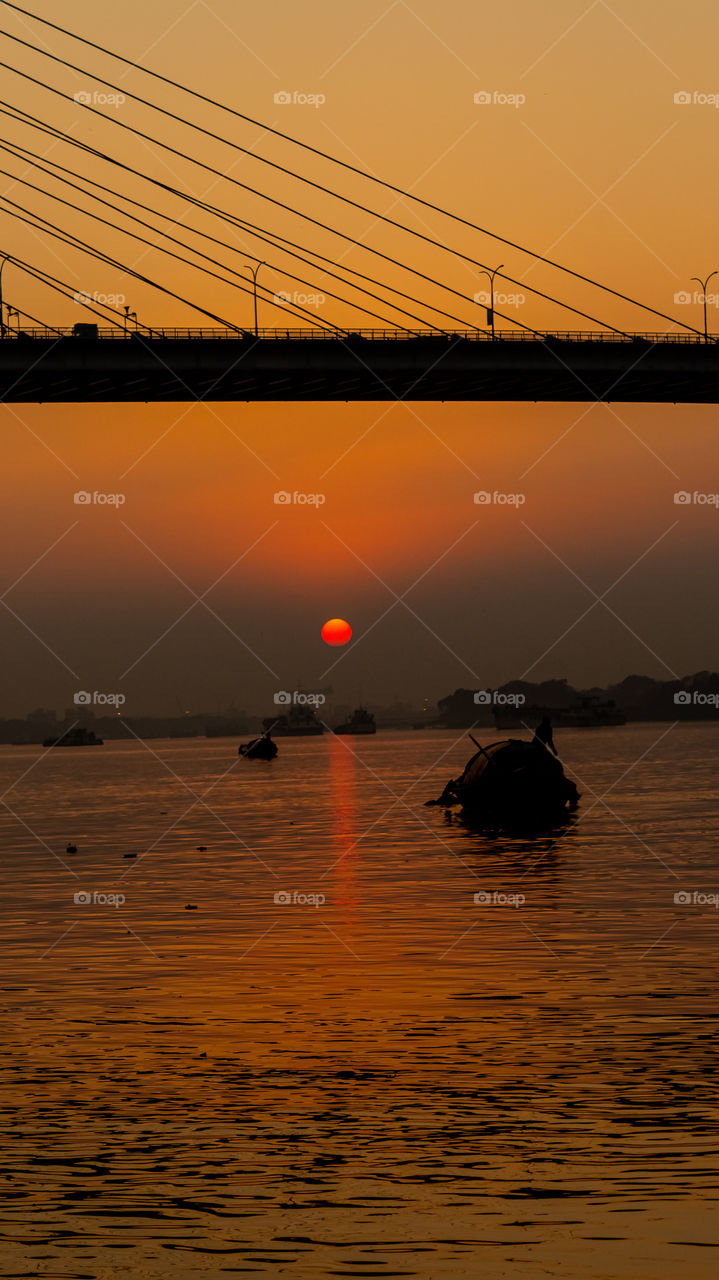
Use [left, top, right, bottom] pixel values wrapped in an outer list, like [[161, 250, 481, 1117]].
[[1, 0, 718, 715]]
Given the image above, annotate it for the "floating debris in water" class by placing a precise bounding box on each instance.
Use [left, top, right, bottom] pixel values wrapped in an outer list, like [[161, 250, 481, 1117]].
[[66, 843, 77, 853], [185, 904, 198, 910]]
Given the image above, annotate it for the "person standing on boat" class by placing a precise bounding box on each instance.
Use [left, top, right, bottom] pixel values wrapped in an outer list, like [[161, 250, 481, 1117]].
[[533, 715, 558, 755]]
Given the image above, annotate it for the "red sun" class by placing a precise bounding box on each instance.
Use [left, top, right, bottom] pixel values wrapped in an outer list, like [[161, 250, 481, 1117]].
[[321, 617, 352, 646]]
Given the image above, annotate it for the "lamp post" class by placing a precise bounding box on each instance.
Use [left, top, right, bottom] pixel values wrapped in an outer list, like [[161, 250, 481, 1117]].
[[690, 271, 718, 343], [478, 263, 504, 340], [0, 256, 8, 339], [244, 261, 264, 337]]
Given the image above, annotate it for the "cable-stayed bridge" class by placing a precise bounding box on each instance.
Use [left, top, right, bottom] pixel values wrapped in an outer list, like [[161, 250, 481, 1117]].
[[0, 327, 717, 404], [0, 2, 715, 405]]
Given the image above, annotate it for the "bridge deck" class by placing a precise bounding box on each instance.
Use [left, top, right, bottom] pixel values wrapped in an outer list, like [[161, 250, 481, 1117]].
[[0, 330, 717, 403]]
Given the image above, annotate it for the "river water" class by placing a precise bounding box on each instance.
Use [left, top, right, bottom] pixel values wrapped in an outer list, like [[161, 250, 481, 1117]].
[[1, 725, 717, 1277]]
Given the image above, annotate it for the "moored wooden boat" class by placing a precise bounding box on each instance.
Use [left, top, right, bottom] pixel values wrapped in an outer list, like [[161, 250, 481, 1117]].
[[239, 734, 278, 760], [428, 737, 579, 828]]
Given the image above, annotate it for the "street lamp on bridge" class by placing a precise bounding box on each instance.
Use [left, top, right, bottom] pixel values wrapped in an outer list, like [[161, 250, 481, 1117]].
[[0, 255, 9, 339], [477, 264, 504, 340], [244, 261, 264, 338], [690, 271, 718, 343]]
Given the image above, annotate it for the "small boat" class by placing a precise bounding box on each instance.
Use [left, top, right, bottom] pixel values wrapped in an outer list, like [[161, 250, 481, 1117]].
[[43, 727, 103, 748], [334, 707, 376, 735], [239, 734, 278, 760], [428, 736, 579, 828]]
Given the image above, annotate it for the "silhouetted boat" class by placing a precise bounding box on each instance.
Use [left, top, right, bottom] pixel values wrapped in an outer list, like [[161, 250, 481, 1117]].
[[43, 727, 103, 748], [334, 707, 376, 735], [239, 734, 278, 760], [427, 736, 579, 827], [494, 694, 626, 730], [263, 705, 323, 736]]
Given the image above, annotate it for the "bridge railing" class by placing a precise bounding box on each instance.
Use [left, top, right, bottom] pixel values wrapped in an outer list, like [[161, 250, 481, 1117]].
[[1, 326, 710, 343]]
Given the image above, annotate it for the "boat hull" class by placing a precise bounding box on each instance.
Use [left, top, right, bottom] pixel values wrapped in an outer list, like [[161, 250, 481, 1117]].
[[430, 738, 579, 831], [239, 736, 278, 760]]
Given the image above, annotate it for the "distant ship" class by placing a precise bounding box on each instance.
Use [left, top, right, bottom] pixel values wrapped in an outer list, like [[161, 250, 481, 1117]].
[[494, 695, 626, 730], [263, 704, 324, 736], [334, 707, 376, 735], [43, 727, 104, 747]]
